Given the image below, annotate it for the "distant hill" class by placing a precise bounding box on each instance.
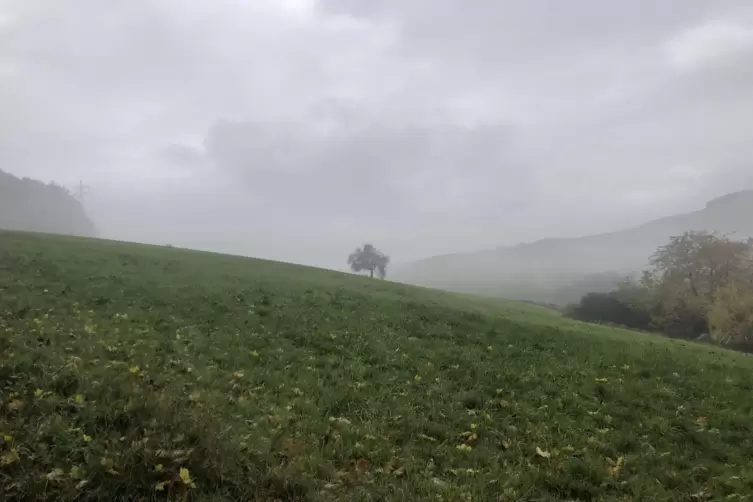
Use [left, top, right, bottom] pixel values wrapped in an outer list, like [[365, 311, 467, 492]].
[[0, 169, 97, 237], [394, 190, 753, 304]]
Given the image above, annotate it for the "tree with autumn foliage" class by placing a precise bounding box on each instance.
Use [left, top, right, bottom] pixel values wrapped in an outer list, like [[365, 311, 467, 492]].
[[709, 282, 753, 351], [569, 231, 753, 350], [644, 231, 753, 339]]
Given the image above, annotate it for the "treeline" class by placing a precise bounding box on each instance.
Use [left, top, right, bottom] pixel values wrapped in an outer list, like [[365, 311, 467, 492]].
[[567, 231, 753, 352], [0, 169, 97, 237]]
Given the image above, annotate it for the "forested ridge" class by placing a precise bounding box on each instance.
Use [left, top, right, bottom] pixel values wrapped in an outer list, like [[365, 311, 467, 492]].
[[0, 169, 96, 237]]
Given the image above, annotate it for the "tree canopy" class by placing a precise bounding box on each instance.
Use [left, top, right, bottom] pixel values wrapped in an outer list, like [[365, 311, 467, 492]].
[[568, 231, 753, 351], [348, 244, 389, 279], [0, 169, 97, 237]]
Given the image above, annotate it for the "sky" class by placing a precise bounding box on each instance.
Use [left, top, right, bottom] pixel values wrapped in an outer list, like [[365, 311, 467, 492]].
[[2, 0, 753, 270]]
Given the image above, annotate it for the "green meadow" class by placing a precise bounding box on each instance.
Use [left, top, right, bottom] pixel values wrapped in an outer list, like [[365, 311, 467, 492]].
[[1, 231, 752, 501]]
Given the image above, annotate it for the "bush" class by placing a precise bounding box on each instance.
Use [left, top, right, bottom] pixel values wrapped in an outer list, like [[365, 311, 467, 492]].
[[566, 292, 652, 331]]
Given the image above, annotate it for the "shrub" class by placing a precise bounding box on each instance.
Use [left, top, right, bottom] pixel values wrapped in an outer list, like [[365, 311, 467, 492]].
[[566, 292, 651, 331]]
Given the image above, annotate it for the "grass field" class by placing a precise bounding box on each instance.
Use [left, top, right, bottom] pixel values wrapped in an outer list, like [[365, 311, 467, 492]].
[[2, 231, 753, 501]]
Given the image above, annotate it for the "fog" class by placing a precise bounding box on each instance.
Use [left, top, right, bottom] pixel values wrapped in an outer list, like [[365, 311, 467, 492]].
[[3, 0, 753, 275]]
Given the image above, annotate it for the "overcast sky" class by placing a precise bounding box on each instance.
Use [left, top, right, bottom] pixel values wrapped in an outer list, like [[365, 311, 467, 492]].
[[3, 0, 753, 269]]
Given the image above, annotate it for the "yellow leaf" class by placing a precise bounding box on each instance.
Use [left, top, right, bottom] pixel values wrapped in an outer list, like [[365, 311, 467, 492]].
[[456, 444, 473, 452], [250, 350, 259, 357], [34, 389, 43, 398], [535, 446, 551, 459], [1, 449, 20, 466], [179, 467, 196, 488], [74, 394, 84, 405], [82, 434, 91, 442], [2, 434, 12, 442], [155, 481, 169, 492], [155, 464, 164, 473], [232, 371, 244, 379], [70, 465, 85, 479], [129, 366, 140, 374], [608, 456, 624, 476], [595, 378, 608, 383], [414, 374, 422, 382]]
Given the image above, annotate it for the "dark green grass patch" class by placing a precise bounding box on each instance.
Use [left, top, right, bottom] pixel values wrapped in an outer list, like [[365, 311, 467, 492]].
[[1, 231, 753, 501]]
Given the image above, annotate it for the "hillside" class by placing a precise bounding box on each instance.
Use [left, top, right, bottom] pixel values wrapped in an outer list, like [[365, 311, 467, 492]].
[[0, 169, 97, 238], [2, 230, 753, 501], [394, 190, 753, 304]]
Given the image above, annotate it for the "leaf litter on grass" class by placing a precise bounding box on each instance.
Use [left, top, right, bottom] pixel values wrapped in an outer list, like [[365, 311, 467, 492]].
[[1, 230, 753, 501]]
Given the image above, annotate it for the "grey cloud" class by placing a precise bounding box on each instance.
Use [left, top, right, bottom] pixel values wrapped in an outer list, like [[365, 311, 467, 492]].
[[3, 0, 753, 269], [202, 116, 530, 226]]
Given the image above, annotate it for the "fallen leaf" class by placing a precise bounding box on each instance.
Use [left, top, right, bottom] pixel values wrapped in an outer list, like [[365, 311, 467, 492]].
[[179, 467, 196, 488], [46, 468, 66, 481], [1, 449, 20, 466], [6, 400, 23, 411], [608, 456, 624, 476], [69, 465, 85, 479], [355, 458, 369, 472], [418, 433, 437, 442], [535, 446, 551, 459]]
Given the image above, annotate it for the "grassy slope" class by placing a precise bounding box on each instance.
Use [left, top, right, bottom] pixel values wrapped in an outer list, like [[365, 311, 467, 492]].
[[1, 231, 752, 502]]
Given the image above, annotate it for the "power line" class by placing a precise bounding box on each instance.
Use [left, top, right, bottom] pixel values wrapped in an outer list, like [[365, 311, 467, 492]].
[[76, 180, 90, 204]]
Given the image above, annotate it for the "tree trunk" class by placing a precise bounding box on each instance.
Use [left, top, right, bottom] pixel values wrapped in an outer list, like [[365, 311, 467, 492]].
[[369, 269, 374, 278]]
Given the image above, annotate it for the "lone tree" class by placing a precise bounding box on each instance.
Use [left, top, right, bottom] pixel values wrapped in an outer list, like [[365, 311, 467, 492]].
[[348, 244, 389, 279]]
